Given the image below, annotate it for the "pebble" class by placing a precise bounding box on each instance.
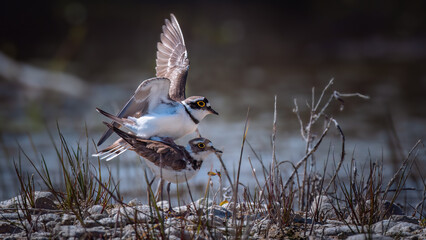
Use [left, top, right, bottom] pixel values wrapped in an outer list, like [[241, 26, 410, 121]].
[[45, 221, 58, 231], [0, 213, 20, 220], [33, 192, 57, 210], [321, 225, 357, 236], [98, 217, 120, 228], [83, 219, 101, 228], [88, 204, 104, 214], [347, 233, 393, 240], [0, 196, 424, 239], [165, 226, 192, 240], [61, 214, 76, 225], [38, 213, 60, 223], [0, 221, 22, 234], [86, 226, 108, 237], [310, 195, 336, 219], [386, 222, 421, 236], [209, 205, 232, 220], [128, 198, 143, 206], [86, 213, 108, 221], [53, 225, 85, 238]]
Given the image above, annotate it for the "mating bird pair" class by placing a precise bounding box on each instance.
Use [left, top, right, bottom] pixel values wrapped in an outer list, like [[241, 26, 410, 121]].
[[94, 14, 221, 189]]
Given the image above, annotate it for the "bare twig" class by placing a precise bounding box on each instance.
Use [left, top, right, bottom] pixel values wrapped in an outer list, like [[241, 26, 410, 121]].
[[284, 119, 332, 188], [325, 118, 346, 192], [232, 107, 250, 225]]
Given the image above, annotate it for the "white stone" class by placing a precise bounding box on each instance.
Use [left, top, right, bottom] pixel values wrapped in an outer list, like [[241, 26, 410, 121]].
[[88, 205, 104, 214], [347, 233, 393, 240]]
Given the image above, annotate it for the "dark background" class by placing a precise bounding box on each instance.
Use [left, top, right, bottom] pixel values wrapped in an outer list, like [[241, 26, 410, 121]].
[[0, 1, 425, 200]]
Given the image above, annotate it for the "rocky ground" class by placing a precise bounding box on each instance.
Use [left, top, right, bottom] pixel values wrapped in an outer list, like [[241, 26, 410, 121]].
[[0, 192, 425, 239]]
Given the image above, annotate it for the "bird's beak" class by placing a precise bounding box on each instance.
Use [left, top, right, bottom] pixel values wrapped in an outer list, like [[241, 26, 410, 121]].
[[213, 147, 223, 155], [208, 107, 219, 115]]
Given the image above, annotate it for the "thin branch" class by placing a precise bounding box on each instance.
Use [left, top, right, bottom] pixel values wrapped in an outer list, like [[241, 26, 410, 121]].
[[293, 99, 306, 141], [284, 119, 332, 188]]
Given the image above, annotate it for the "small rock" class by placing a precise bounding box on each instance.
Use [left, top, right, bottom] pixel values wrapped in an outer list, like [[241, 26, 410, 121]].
[[372, 220, 399, 234], [388, 215, 419, 224], [86, 213, 108, 221], [209, 205, 232, 220], [0, 213, 19, 220], [0, 192, 56, 210], [352, 200, 404, 222], [381, 201, 404, 217], [122, 224, 145, 238], [61, 214, 76, 225], [186, 215, 199, 223], [267, 224, 284, 238], [156, 201, 170, 210], [83, 219, 100, 228], [293, 213, 313, 224], [386, 222, 421, 236], [31, 231, 51, 239], [88, 205, 104, 214], [34, 192, 57, 210], [22, 220, 44, 232], [86, 226, 108, 237], [321, 225, 357, 236], [165, 226, 192, 240], [193, 198, 213, 210], [128, 198, 143, 206], [135, 205, 152, 214], [113, 206, 149, 222], [310, 195, 336, 220], [45, 221, 58, 231], [38, 213, 60, 223], [347, 233, 393, 240], [172, 205, 188, 213], [0, 221, 22, 234], [53, 225, 85, 238], [98, 217, 120, 228], [0, 196, 21, 208]]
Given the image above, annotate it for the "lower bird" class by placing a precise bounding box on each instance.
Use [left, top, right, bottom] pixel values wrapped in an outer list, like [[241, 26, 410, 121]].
[[103, 122, 222, 209]]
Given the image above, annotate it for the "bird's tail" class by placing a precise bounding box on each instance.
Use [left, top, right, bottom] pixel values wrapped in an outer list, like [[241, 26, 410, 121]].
[[92, 138, 131, 161], [96, 107, 134, 126]]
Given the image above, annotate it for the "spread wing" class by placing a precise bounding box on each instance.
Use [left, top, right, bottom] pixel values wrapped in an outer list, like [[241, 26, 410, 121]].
[[97, 77, 172, 146], [105, 122, 187, 170], [156, 14, 189, 101]]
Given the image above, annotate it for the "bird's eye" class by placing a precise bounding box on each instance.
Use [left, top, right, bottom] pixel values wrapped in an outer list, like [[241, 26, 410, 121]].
[[196, 101, 206, 107], [197, 143, 206, 149]]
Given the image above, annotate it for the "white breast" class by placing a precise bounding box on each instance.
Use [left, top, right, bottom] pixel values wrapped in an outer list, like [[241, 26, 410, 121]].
[[144, 159, 199, 183], [126, 103, 197, 139]]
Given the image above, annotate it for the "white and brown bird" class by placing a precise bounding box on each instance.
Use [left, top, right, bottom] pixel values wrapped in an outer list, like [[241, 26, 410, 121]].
[[104, 122, 222, 206], [94, 14, 218, 160]]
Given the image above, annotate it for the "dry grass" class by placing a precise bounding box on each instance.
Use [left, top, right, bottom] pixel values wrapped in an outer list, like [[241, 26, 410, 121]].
[[8, 79, 425, 238]]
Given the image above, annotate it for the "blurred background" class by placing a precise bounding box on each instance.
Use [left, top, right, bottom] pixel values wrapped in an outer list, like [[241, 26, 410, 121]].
[[0, 1, 425, 203]]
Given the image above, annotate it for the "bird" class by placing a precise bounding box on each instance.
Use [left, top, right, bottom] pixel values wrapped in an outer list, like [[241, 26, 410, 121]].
[[94, 14, 218, 160], [103, 122, 222, 209]]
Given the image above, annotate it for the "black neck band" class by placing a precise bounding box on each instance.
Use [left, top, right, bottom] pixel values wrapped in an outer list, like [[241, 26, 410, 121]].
[[183, 104, 200, 124]]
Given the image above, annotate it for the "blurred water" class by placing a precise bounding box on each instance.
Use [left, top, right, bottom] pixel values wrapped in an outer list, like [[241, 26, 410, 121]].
[[1, 2, 425, 204]]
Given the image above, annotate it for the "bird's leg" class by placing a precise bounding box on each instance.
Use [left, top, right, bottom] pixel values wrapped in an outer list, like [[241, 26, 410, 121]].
[[166, 182, 174, 213], [155, 179, 164, 202]]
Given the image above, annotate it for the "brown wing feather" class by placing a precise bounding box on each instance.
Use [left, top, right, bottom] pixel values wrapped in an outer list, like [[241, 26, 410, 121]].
[[104, 122, 187, 170], [156, 14, 189, 101], [97, 78, 171, 146]]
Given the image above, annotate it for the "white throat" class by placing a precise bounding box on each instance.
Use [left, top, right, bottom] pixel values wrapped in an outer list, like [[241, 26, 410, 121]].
[[186, 145, 212, 162], [181, 101, 210, 123]]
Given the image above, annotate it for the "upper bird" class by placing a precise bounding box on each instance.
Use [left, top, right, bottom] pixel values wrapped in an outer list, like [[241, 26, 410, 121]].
[[94, 14, 218, 160]]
